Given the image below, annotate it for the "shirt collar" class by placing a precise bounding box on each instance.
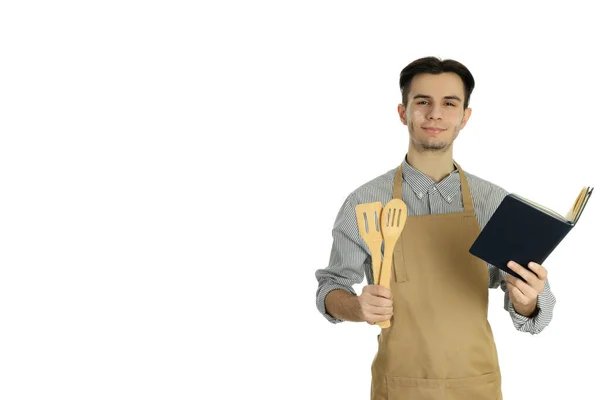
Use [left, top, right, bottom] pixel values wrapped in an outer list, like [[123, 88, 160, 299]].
[[400, 156, 461, 203]]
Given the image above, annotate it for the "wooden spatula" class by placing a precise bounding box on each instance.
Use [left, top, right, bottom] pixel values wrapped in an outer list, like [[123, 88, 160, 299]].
[[378, 199, 408, 328], [355, 202, 383, 284], [355, 202, 387, 328], [380, 198, 408, 290]]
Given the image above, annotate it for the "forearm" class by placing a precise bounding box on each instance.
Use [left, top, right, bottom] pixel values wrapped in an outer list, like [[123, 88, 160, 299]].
[[506, 280, 556, 334], [325, 289, 364, 322], [513, 299, 538, 318]]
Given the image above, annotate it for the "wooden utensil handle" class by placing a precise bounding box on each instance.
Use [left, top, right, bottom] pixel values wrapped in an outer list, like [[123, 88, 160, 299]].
[[379, 245, 395, 290], [370, 247, 390, 329], [376, 319, 391, 329], [376, 242, 396, 329], [368, 242, 382, 285]]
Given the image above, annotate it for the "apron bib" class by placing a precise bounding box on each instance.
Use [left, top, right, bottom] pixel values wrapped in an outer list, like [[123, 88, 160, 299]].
[[370, 162, 502, 400]]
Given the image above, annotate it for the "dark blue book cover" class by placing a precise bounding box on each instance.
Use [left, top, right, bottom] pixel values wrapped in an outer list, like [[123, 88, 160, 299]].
[[469, 188, 593, 280]]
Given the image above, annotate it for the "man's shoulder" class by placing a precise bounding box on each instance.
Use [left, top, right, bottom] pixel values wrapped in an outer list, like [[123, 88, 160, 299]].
[[463, 169, 510, 205], [348, 166, 398, 204]]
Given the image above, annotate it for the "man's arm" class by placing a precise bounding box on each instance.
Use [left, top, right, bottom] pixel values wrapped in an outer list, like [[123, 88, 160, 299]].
[[475, 180, 557, 334], [315, 192, 370, 323], [489, 265, 556, 334], [325, 285, 395, 324], [324, 289, 363, 322]]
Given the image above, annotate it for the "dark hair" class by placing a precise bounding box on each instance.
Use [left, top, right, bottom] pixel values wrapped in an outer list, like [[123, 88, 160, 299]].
[[399, 56, 475, 109]]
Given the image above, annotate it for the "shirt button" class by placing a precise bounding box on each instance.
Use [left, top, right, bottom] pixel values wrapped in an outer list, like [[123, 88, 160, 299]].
[[447, 196, 452, 201], [433, 187, 437, 191], [418, 192, 423, 198]]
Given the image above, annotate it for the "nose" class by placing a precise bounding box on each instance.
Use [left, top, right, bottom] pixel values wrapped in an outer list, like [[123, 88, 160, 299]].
[[427, 103, 443, 120]]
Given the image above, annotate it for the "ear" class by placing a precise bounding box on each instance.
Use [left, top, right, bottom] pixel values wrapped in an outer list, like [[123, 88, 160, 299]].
[[397, 103, 408, 126], [460, 107, 472, 129]]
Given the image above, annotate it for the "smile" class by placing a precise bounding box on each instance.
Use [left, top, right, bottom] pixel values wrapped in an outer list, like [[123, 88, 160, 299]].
[[423, 128, 445, 134]]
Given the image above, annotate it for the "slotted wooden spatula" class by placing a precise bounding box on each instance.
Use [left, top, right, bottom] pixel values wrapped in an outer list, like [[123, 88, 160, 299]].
[[378, 199, 408, 328], [355, 202, 383, 284], [380, 199, 408, 290], [355, 202, 387, 328]]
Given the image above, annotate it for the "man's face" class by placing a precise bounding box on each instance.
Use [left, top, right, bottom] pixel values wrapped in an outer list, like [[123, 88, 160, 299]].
[[398, 72, 472, 153]]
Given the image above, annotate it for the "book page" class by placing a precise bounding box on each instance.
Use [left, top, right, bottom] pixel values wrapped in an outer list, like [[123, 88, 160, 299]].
[[572, 187, 591, 222], [512, 193, 567, 222], [565, 188, 586, 222], [574, 187, 593, 224]]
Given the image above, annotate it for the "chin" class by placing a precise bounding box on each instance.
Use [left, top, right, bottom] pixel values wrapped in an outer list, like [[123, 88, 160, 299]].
[[420, 140, 450, 151]]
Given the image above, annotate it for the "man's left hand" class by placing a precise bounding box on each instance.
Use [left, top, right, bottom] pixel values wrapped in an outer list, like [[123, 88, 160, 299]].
[[505, 261, 548, 317]]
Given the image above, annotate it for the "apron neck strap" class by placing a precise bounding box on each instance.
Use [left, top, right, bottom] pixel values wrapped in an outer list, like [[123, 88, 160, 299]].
[[392, 160, 475, 215]]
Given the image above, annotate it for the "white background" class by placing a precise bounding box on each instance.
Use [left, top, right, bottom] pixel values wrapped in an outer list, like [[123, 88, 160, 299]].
[[1, 1, 599, 399]]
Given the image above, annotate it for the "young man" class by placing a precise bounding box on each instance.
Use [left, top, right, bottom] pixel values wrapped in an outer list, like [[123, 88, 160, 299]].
[[314, 57, 556, 399]]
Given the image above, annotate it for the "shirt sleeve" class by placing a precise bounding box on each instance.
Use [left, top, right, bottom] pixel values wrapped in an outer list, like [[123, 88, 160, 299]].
[[315, 192, 370, 323], [489, 266, 557, 334]]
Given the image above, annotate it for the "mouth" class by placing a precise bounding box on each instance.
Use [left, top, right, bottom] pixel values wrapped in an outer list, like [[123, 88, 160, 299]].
[[423, 127, 445, 134]]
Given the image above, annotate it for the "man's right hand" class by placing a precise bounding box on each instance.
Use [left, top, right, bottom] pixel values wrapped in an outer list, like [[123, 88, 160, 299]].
[[357, 285, 394, 324]]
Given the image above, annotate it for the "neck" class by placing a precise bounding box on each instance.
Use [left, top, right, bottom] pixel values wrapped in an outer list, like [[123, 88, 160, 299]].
[[406, 145, 456, 183]]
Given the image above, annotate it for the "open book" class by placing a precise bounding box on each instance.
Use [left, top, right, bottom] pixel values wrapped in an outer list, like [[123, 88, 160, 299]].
[[469, 186, 594, 280], [512, 186, 594, 225]]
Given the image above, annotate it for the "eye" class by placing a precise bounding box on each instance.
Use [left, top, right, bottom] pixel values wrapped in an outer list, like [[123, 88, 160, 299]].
[[445, 102, 456, 107], [417, 101, 429, 105]]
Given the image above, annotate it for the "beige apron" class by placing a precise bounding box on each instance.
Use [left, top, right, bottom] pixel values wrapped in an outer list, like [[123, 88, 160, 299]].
[[371, 162, 502, 400]]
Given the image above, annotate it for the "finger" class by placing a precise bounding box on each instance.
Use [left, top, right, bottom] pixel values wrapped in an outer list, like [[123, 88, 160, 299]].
[[526, 263, 547, 293], [507, 261, 542, 285], [506, 279, 520, 294], [505, 275, 517, 293], [371, 312, 394, 322], [365, 308, 393, 323], [365, 284, 382, 296], [506, 265, 545, 294], [506, 280, 528, 304], [508, 273, 538, 299], [507, 278, 537, 302], [527, 262, 548, 281], [372, 285, 393, 299], [369, 296, 393, 308], [370, 305, 394, 316], [505, 274, 525, 291], [505, 273, 516, 286]]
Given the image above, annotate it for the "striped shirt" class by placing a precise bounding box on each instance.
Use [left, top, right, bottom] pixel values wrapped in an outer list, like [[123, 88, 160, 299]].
[[315, 157, 556, 334]]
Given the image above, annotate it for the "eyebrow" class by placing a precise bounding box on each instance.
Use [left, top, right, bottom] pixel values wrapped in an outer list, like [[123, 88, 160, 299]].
[[413, 94, 463, 102]]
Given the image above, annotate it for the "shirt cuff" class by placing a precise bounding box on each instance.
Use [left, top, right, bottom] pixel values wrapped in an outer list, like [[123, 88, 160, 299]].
[[507, 286, 556, 335]]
